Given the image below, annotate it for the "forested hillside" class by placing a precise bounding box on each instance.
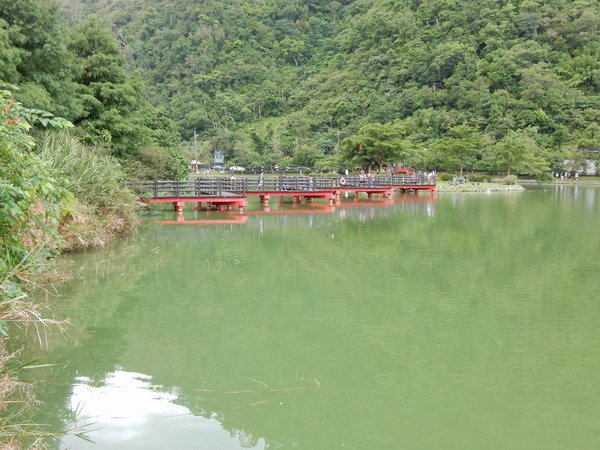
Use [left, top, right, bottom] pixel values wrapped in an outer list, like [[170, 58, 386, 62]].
[[56, 0, 600, 174]]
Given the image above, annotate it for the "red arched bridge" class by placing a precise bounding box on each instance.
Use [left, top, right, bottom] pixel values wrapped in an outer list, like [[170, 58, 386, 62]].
[[127, 175, 436, 212]]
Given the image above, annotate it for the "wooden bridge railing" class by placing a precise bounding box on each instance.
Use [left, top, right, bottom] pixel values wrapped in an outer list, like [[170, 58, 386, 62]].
[[126, 179, 248, 198], [127, 175, 434, 199]]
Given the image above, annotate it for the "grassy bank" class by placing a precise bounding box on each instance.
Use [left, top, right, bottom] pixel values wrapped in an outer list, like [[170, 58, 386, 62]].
[[436, 181, 525, 193], [519, 178, 600, 186]]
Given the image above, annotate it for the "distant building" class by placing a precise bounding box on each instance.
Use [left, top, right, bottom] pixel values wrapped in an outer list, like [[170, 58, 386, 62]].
[[214, 150, 225, 164], [189, 160, 202, 171]]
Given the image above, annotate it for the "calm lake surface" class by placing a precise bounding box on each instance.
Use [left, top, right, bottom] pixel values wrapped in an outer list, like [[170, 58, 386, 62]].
[[30, 186, 600, 449]]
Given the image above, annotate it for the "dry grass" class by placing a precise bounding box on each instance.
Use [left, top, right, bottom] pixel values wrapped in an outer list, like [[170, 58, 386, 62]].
[[0, 345, 45, 450], [1, 265, 68, 449], [59, 200, 139, 252]]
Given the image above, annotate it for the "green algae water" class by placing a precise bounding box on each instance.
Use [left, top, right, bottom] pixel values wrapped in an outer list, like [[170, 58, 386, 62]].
[[29, 186, 600, 449]]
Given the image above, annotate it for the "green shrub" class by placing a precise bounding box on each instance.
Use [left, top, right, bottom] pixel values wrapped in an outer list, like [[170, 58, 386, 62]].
[[502, 175, 519, 185], [438, 173, 454, 182], [123, 146, 188, 180], [1, 88, 72, 271], [468, 173, 486, 182]]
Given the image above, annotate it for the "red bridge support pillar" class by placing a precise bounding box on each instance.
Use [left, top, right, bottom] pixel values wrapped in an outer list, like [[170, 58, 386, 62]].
[[260, 194, 270, 205]]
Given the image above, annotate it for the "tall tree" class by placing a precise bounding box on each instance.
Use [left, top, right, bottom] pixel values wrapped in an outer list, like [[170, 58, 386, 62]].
[[342, 123, 412, 170], [0, 0, 78, 117], [68, 16, 146, 154], [432, 125, 485, 176], [486, 129, 550, 177]]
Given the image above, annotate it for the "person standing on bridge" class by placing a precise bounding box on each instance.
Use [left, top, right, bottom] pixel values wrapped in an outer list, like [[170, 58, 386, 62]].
[[257, 171, 264, 190], [359, 170, 367, 187]]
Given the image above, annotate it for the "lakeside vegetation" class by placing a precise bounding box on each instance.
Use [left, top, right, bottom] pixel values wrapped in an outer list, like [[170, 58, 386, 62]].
[[0, 86, 139, 446]]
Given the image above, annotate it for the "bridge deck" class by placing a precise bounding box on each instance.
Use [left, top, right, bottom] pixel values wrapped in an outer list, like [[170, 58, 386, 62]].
[[127, 176, 435, 210]]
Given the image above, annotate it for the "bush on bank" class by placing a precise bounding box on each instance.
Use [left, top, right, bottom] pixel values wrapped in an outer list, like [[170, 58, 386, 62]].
[[123, 145, 189, 181], [1, 88, 72, 308]]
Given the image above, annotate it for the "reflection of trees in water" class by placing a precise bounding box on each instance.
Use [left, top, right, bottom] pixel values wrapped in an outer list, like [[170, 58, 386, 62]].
[[147, 196, 437, 239]]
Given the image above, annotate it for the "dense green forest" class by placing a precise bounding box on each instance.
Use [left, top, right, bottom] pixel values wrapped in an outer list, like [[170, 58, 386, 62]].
[[53, 0, 600, 175], [2, 0, 600, 173]]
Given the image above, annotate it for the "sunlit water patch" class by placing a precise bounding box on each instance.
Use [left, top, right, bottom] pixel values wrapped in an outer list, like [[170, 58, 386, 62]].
[[63, 369, 265, 449]]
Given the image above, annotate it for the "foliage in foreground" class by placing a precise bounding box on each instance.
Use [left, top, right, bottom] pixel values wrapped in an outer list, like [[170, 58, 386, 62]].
[[0, 86, 135, 447], [0, 88, 69, 438], [0, 86, 72, 288]]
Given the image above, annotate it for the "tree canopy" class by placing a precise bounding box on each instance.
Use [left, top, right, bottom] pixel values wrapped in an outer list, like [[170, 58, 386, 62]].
[[1, 0, 182, 173]]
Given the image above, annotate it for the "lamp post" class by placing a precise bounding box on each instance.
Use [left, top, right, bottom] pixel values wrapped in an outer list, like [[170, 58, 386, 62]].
[[193, 130, 199, 173]]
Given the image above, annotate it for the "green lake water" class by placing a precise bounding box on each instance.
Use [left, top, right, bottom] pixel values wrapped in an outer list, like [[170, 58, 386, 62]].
[[28, 186, 600, 449]]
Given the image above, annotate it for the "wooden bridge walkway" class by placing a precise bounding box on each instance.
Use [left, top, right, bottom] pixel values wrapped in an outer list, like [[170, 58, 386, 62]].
[[127, 176, 436, 211]]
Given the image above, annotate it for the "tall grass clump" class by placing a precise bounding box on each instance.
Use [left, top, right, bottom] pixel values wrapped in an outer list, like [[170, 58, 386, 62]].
[[37, 132, 139, 251], [38, 132, 130, 207]]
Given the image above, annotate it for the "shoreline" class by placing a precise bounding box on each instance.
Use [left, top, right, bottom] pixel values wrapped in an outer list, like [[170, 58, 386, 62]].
[[436, 182, 525, 193], [0, 201, 140, 448], [519, 179, 600, 187]]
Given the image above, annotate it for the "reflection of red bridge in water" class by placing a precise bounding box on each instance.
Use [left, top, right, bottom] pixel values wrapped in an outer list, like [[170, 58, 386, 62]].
[[129, 176, 436, 212], [155, 194, 436, 225]]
